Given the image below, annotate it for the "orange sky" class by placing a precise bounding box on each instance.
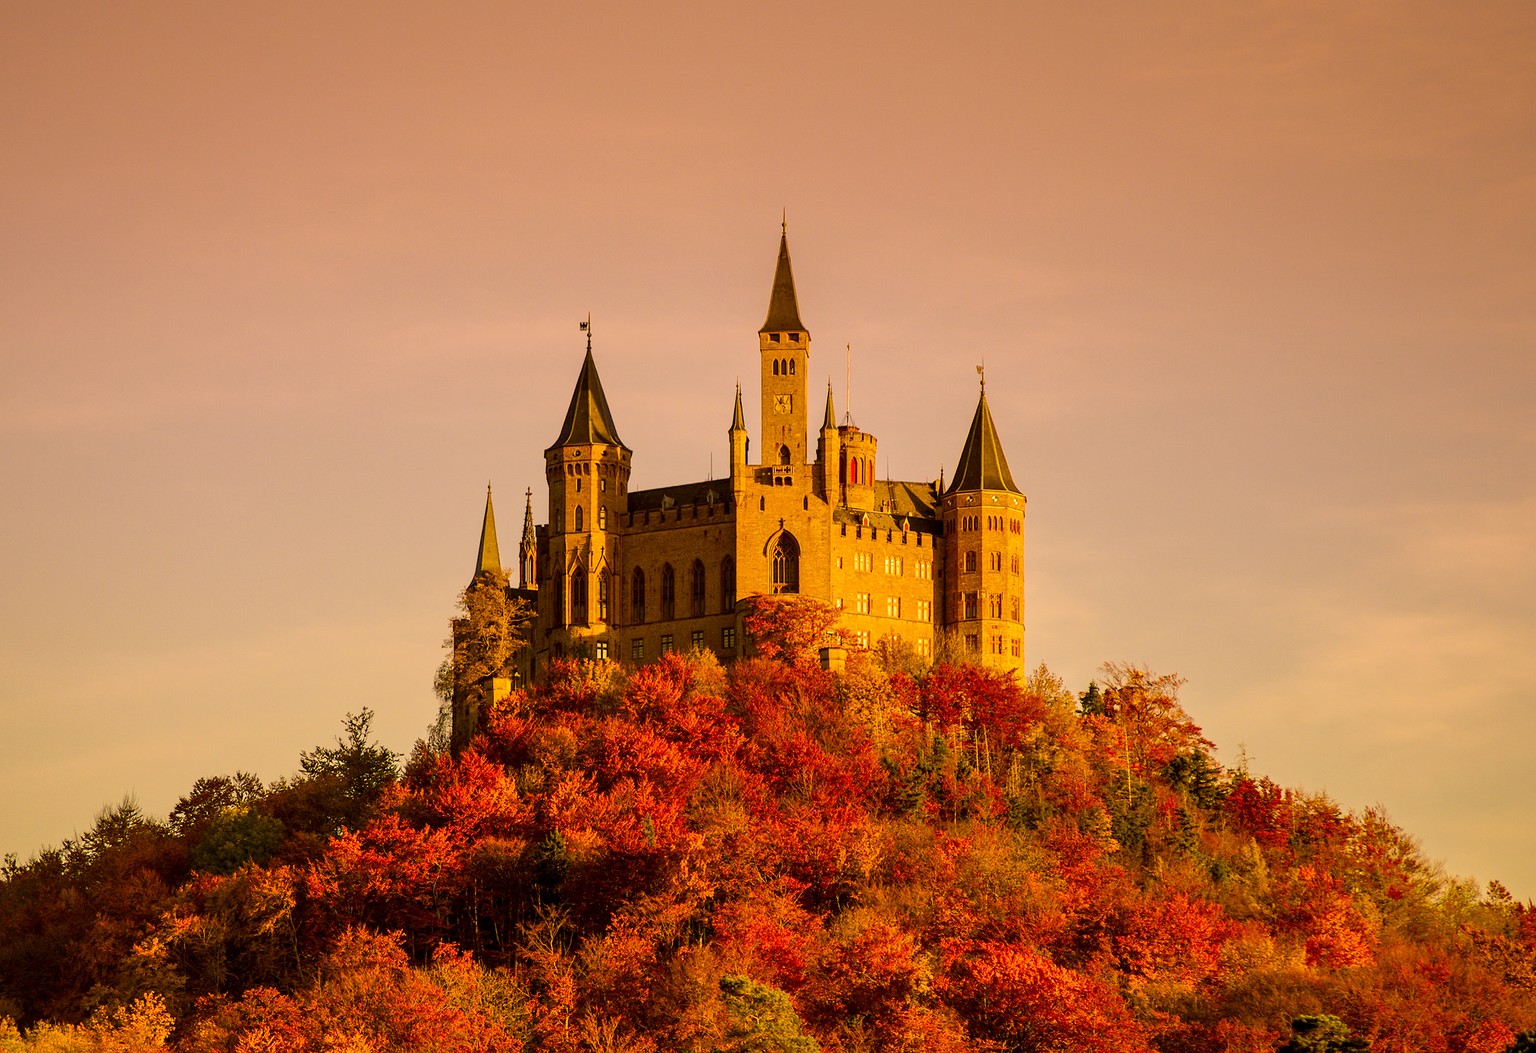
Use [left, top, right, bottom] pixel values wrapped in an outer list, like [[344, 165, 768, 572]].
[[3, 2, 1534, 894]]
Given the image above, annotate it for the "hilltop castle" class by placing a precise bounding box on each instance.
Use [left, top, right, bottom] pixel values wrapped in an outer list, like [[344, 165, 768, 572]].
[[458, 229, 1025, 727]]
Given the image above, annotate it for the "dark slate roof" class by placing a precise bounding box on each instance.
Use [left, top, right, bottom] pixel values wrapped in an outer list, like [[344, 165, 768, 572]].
[[473, 486, 502, 581], [627, 479, 732, 515], [821, 384, 836, 430], [548, 349, 626, 450], [947, 390, 1021, 495], [759, 232, 806, 333]]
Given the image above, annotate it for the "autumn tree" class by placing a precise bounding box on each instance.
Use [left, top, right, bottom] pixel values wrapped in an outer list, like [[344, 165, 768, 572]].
[[742, 594, 844, 667]]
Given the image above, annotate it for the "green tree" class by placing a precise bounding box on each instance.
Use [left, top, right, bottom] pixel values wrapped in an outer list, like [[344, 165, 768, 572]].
[[1277, 1015, 1370, 1053], [435, 569, 530, 751], [716, 975, 819, 1052]]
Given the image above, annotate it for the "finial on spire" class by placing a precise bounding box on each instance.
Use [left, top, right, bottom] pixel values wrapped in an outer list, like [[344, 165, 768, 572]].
[[781, 209, 787, 235], [580, 314, 592, 354], [977, 361, 986, 392]]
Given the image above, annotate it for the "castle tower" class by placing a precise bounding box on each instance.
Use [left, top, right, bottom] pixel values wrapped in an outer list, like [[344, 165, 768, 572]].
[[543, 342, 631, 661], [941, 376, 1026, 671], [519, 487, 537, 589], [838, 421, 879, 511], [759, 229, 809, 468], [815, 384, 838, 501]]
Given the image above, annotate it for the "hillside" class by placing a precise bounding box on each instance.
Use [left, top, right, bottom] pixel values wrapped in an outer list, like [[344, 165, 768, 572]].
[[3, 628, 1535, 1051]]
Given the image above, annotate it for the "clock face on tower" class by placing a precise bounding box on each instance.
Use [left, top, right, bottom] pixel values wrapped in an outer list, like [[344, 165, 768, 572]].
[[774, 394, 793, 414]]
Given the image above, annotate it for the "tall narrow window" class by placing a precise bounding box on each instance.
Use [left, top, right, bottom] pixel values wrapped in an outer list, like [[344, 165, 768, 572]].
[[574, 506, 583, 532], [571, 566, 588, 624], [553, 573, 565, 625], [788, 358, 795, 375], [779, 444, 791, 465], [598, 574, 609, 620], [661, 563, 676, 620], [632, 567, 646, 624], [690, 559, 706, 617], [720, 557, 735, 612], [598, 506, 607, 529], [773, 360, 780, 376], [771, 533, 800, 594]]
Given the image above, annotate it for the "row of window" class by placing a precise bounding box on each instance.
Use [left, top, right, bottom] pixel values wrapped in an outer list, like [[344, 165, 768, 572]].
[[631, 627, 737, 661], [957, 513, 1021, 533], [960, 593, 1023, 620], [961, 551, 1021, 573], [962, 634, 1023, 657], [552, 535, 802, 626], [766, 332, 803, 344], [770, 357, 797, 375], [838, 595, 932, 621]]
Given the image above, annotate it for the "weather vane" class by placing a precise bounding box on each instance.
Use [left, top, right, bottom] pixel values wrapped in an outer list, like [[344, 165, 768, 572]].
[[977, 361, 986, 392], [579, 314, 592, 353]]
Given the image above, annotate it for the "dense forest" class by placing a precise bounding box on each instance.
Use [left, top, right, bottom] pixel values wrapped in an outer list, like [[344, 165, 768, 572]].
[[3, 597, 1535, 1051]]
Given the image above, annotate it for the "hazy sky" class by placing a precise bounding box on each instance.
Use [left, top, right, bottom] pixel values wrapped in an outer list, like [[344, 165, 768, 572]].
[[3, 2, 1533, 895]]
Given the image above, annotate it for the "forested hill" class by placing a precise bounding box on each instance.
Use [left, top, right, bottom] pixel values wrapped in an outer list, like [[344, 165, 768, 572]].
[[3, 619, 1535, 1050]]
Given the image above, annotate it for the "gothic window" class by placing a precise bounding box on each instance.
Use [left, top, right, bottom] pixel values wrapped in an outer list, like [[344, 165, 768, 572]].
[[574, 506, 584, 532], [989, 594, 1002, 618], [773, 359, 780, 376], [771, 533, 800, 594], [571, 566, 588, 624], [964, 592, 978, 619], [690, 559, 706, 617], [849, 459, 859, 484], [598, 506, 607, 529], [598, 574, 609, 620], [720, 556, 735, 612], [1011, 596, 1020, 621], [965, 552, 977, 572], [788, 358, 795, 375], [632, 567, 646, 624], [661, 563, 676, 620], [779, 444, 791, 465]]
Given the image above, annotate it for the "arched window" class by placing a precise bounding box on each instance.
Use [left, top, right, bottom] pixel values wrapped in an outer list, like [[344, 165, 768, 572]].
[[632, 567, 646, 624], [574, 506, 583, 532], [690, 559, 706, 617], [571, 566, 587, 624], [788, 358, 796, 375], [661, 563, 676, 620], [720, 556, 735, 612], [598, 573, 609, 620], [598, 506, 607, 530], [771, 533, 800, 595], [772, 359, 780, 376], [779, 444, 791, 466]]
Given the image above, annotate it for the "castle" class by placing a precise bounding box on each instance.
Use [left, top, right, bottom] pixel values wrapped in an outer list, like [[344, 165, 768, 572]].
[[458, 228, 1025, 720]]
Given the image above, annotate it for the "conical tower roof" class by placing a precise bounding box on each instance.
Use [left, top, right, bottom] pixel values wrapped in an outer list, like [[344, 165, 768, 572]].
[[730, 383, 747, 431], [947, 387, 1021, 495], [473, 484, 502, 580], [822, 383, 836, 429], [759, 231, 806, 333], [548, 348, 626, 450]]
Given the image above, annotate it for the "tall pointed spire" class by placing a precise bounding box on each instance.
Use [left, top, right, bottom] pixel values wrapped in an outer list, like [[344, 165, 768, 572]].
[[730, 383, 747, 431], [473, 484, 502, 580], [549, 347, 626, 450], [947, 383, 1021, 495], [521, 487, 536, 549], [759, 229, 805, 333], [822, 382, 836, 430]]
